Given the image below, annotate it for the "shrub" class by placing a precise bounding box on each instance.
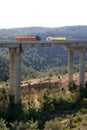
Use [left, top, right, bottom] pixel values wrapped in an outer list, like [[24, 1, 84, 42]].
[[10, 120, 39, 130], [81, 84, 87, 98], [74, 113, 82, 122], [0, 118, 9, 130], [81, 98, 87, 108], [44, 119, 62, 130], [80, 108, 87, 114], [68, 82, 77, 92]]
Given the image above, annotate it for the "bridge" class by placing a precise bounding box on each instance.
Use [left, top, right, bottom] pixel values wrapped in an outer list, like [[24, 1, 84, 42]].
[[0, 40, 87, 103]]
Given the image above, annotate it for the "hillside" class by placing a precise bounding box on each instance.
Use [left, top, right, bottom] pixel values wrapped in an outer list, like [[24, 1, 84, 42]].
[[21, 73, 80, 103], [1, 25, 87, 40], [0, 26, 87, 81]]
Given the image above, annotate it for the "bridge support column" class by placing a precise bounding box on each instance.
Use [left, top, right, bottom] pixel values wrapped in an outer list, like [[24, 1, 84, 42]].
[[9, 48, 21, 104], [68, 49, 74, 83], [79, 50, 85, 88]]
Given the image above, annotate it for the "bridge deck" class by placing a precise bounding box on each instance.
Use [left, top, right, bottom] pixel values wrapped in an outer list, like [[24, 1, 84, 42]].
[[0, 40, 87, 48]]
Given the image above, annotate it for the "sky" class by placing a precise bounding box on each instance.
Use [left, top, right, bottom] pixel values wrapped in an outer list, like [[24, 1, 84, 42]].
[[0, 0, 87, 29]]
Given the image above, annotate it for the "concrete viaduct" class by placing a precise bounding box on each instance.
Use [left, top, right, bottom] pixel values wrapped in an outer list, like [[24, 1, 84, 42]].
[[0, 40, 87, 103]]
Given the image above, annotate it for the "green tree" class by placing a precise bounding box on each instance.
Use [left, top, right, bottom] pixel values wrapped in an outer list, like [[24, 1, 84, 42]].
[[0, 88, 8, 112], [39, 88, 54, 113]]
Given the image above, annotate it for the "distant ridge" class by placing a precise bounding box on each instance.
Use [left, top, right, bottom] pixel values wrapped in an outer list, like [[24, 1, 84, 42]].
[[0, 25, 87, 40]]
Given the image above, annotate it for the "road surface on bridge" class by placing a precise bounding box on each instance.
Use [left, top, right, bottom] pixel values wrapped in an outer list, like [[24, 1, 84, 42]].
[[0, 40, 87, 48]]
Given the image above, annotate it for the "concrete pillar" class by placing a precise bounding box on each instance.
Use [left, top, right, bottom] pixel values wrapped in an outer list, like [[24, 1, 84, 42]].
[[9, 48, 21, 104], [68, 49, 74, 83], [79, 50, 85, 88], [9, 48, 15, 100]]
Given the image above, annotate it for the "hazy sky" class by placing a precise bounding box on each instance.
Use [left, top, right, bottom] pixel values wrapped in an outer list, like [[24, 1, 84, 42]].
[[0, 0, 87, 29]]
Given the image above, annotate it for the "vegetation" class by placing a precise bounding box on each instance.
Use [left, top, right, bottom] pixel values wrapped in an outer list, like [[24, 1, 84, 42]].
[[0, 81, 87, 130]]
